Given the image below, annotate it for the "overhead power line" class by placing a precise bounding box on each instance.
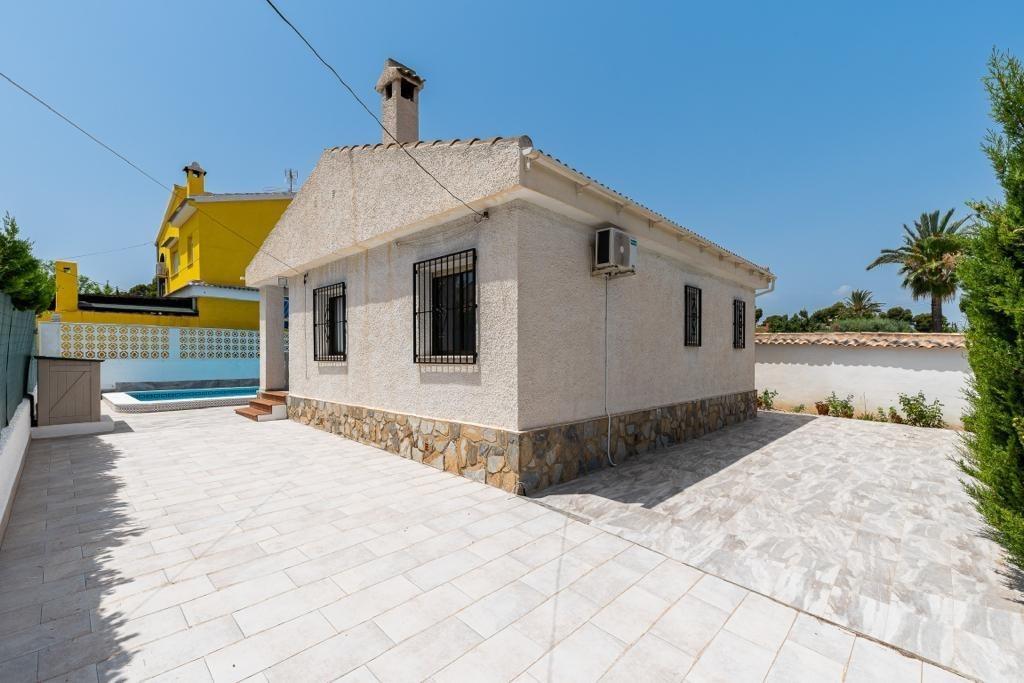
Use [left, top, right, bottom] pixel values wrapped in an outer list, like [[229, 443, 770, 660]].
[[261, 0, 487, 221], [63, 241, 152, 260], [0, 70, 301, 276]]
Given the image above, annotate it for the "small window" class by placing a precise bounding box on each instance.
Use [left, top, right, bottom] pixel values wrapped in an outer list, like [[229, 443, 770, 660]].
[[313, 282, 346, 361], [186, 236, 194, 266], [685, 285, 702, 347], [384, 82, 393, 99], [400, 79, 415, 100], [413, 249, 477, 364], [733, 299, 746, 349], [171, 250, 180, 275]]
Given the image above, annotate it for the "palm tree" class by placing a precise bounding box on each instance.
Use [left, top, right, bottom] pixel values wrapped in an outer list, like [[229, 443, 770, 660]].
[[867, 209, 969, 332], [844, 289, 884, 317]]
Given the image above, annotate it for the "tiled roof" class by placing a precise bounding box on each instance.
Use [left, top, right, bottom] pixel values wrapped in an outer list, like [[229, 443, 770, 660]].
[[327, 135, 517, 153], [191, 191, 294, 202], [755, 332, 966, 349], [324, 135, 773, 278]]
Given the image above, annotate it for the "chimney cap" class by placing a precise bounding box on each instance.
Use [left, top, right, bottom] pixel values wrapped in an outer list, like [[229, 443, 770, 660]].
[[375, 58, 425, 93], [183, 161, 206, 176]]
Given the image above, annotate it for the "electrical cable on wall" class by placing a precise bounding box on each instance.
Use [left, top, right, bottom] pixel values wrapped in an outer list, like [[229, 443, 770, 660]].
[[604, 273, 616, 467]]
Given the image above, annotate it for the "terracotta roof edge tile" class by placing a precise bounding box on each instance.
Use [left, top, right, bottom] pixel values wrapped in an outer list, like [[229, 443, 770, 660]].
[[754, 332, 966, 349]]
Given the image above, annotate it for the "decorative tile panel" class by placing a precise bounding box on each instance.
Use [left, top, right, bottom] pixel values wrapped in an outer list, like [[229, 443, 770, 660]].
[[179, 328, 259, 359], [60, 323, 170, 360]]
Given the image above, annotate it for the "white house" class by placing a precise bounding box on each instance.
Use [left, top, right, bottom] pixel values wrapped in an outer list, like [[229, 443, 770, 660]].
[[245, 59, 775, 492]]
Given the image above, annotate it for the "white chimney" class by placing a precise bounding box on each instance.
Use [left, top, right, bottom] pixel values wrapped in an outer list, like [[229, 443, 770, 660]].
[[374, 58, 425, 145]]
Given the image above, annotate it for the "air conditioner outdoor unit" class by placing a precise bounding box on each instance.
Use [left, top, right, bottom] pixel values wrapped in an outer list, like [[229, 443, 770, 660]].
[[593, 226, 638, 276]]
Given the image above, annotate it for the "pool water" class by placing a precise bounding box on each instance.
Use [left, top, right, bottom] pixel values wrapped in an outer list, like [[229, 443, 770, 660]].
[[126, 386, 259, 402]]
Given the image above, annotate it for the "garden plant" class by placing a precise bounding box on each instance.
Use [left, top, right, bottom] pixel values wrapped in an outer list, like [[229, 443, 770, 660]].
[[958, 49, 1024, 571]]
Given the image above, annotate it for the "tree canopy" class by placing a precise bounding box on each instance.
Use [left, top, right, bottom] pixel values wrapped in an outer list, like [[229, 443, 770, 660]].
[[0, 213, 54, 313]]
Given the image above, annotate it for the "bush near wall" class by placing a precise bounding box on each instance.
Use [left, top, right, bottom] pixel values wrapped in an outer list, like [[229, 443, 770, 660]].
[[958, 50, 1024, 570]]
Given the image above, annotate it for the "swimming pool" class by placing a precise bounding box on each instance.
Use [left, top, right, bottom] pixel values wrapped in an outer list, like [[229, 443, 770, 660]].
[[126, 386, 259, 401], [103, 385, 259, 413]]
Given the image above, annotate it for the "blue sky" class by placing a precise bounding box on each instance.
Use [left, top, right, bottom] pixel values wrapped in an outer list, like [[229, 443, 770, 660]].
[[2, 1, 1022, 321]]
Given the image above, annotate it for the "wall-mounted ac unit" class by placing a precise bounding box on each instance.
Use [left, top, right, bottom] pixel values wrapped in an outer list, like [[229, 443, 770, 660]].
[[593, 226, 638, 276]]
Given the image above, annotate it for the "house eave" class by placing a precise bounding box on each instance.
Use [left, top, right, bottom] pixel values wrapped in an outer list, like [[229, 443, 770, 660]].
[[523, 149, 774, 283]]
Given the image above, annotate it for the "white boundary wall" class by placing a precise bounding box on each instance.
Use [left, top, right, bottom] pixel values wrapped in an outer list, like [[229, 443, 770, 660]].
[[755, 343, 972, 426], [38, 322, 260, 390], [0, 399, 31, 538]]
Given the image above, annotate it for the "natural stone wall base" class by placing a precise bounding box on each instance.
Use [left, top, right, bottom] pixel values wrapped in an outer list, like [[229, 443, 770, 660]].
[[288, 390, 756, 494]]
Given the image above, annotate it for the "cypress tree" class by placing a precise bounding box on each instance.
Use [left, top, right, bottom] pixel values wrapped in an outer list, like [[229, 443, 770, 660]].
[[959, 50, 1024, 568]]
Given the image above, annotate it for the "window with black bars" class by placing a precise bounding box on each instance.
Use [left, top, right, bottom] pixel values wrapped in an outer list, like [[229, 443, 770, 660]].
[[413, 249, 477, 364], [313, 282, 346, 361], [685, 285, 702, 347], [733, 299, 746, 349]]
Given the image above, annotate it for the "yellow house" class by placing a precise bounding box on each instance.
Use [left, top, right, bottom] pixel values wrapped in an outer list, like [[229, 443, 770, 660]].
[[156, 162, 292, 301], [40, 163, 292, 331], [36, 164, 292, 389]]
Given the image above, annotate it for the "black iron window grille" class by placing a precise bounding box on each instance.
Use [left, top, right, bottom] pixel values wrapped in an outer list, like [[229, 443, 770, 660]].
[[733, 299, 746, 349], [685, 285, 702, 347], [313, 281, 346, 361], [413, 249, 477, 364]]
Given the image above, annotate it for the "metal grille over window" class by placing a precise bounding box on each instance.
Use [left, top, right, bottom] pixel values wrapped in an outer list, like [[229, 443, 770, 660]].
[[313, 282, 346, 361], [413, 249, 477, 364], [733, 299, 746, 349], [685, 285, 702, 347]]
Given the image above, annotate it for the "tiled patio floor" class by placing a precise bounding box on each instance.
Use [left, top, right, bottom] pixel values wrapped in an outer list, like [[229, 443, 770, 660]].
[[536, 412, 1024, 681], [0, 407, 972, 682]]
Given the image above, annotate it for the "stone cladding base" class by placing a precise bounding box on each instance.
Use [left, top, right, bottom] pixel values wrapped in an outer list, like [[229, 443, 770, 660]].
[[288, 390, 757, 494]]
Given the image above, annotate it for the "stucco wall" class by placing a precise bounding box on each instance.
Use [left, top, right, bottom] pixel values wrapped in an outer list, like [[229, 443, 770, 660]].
[[755, 344, 971, 425], [248, 138, 525, 285], [516, 202, 756, 429], [285, 202, 521, 430], [285, 199, 756, 432]]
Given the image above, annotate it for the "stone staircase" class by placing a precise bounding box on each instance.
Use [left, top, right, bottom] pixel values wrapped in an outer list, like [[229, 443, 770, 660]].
[[235, 390, 288, 422]]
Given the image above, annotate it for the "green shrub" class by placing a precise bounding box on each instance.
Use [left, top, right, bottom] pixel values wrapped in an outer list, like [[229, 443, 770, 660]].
[[957, 50, 1024, 571], [897, 392, 945, 428], [833, 317, 914, 332], [792, 403, 805, 413], [757, 389, 778, 410], [825, 392, 855, 418]]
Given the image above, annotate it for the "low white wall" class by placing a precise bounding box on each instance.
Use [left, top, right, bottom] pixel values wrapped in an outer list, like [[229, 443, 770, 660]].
[[755, 344, 971, 425], [0, 399, 32, 538], [38, 322, 260, 390]]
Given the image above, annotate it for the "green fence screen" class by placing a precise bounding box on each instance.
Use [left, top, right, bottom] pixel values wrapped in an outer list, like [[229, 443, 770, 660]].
[[0, 292, 36, 429]]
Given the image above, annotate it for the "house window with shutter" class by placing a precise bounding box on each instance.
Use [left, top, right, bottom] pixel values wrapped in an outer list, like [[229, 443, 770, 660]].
[[413, 249, 477, 364], [313, 282, 346, 361], [685, 285, 702, 347], [733, 299, 746, 349]]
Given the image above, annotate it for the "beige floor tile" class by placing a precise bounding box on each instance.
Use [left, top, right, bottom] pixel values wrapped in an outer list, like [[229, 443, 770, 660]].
[[526, 622, 626, 682], [650, 594, 730, 656], [434, 625, 545, 683], [685, 629, 776, 683], [601, 632, 695, 682], [366, 616, 482, 683], [845, 637, 922, 683]]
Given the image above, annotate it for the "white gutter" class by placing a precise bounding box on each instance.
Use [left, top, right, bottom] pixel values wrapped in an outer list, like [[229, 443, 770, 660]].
[[756, 278, 776, 297]]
